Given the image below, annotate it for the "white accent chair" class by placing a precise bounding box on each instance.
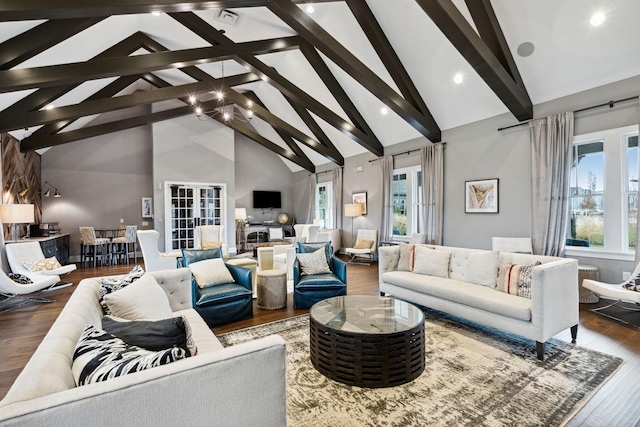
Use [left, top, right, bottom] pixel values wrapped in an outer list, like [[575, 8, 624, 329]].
[[312, 218, 325, 228], [194, 225, 229, 258], [491, 237, 533, 254], [257, 244, 295, 293], [317, 229, 341, 254], [5, 241, 76, 281], [291, 224, 320, 243], [582, 263, 640, 320], [136, 230, 178, 272], [0, 268, 59, 312], [345, 229, 379, 264]]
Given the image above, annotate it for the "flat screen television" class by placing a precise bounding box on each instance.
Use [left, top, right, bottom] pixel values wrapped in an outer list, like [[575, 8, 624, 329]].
[[253, 190, 282, 209]]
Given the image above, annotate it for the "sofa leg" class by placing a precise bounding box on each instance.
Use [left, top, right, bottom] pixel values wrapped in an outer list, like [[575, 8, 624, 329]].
[[570, 324, 578, 343], [536, 341, 544, 361]]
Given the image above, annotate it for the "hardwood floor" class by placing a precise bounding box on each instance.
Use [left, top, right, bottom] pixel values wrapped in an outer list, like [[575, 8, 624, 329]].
[[1, 260, 639, 426]]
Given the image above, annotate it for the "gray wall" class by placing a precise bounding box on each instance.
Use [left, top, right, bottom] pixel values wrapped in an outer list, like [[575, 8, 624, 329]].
[[41, 106, 154, 261], [234, 131, 295, 224]]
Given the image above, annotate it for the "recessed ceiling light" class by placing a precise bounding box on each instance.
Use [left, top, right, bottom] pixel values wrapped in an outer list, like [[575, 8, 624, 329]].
[[590, 12, 605, 26], [453, 73, 463, 84], [152, 11, 161, 17], [189, 96, 196, 105], [380, 107, 389, 115], [306, 5, 315, 14], [45, 104, 54, 110]]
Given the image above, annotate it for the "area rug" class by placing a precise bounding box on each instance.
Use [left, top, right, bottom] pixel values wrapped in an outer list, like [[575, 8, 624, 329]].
[[219, 309, 623, 427]]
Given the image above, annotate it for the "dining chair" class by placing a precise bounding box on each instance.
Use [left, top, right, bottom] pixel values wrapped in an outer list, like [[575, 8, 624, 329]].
[[79, 227, 111, 268]]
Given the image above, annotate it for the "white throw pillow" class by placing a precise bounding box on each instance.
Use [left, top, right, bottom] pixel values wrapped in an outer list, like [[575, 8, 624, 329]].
[[412, 246, 451, 278], [104, 273, 173, 320], [465, 250, 500, 287], [189, 258, 234, 288]]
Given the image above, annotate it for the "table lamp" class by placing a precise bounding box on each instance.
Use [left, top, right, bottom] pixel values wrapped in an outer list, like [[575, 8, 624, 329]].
[[0, 204, 35, 242]]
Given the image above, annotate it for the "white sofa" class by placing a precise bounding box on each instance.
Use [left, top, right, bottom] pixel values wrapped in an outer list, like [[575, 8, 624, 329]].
[[379, 244, 579, 360], [0, 268, 287, 426]]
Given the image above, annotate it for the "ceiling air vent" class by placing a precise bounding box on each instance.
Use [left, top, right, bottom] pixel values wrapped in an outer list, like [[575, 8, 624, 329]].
[[213, 9, 243, 27]]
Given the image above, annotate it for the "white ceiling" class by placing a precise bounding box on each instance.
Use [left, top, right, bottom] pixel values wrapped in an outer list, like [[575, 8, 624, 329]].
[[1, 0, 639, 171]]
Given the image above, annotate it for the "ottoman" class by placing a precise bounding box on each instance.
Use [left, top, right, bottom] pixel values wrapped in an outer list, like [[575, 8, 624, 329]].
[[227, 258, 258, 298], [257, 269, 287, 310]]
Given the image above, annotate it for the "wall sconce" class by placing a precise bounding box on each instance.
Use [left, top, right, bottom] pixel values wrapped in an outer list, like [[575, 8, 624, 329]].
[[43, 181, 61, 198], [4, 174, 29, 198]]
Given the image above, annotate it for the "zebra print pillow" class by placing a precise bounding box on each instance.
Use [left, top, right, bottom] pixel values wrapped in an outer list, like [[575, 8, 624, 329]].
[[72, 324, 188, 386]]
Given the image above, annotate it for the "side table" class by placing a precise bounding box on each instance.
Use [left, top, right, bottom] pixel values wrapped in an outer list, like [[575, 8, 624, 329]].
[[578, 264, 600, 303], [257, 269, 287, 309]]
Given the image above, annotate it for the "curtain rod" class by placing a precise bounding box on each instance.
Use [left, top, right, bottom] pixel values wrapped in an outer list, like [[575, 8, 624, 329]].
[[368, 142, 446, 163], [308, 168, 338, 177], [497, 95, 639, 132]]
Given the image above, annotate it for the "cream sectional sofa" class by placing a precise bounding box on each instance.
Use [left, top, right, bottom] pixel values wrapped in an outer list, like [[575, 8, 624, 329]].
[[379, 245, 579, 360], [0, 268, 287, 426]]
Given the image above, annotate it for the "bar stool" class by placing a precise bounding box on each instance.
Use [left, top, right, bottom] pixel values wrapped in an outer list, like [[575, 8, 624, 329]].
[[111, 225, 138, 264], [79, 226, 111, 267]]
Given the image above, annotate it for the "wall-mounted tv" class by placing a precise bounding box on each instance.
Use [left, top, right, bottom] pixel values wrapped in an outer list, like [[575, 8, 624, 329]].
[[253, 190, 282, 209]]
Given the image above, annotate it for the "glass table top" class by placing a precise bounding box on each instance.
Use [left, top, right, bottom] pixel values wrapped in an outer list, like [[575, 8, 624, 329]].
[[309, 295, 424, 334]]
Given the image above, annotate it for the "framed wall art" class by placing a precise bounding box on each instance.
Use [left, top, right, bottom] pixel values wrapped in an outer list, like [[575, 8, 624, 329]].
[[465, 179, 498, 213], [352, 192, 367, 215], [142, 197, 153, 218]]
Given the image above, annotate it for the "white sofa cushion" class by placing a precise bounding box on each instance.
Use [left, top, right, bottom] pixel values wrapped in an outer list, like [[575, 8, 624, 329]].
[[413, 245, 450, 278], [104, 274, 173, 320], [381, 271, 532, 321], [465, 250, 500, 287]]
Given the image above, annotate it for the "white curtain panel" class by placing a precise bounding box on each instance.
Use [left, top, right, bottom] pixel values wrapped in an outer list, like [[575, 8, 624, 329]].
[[420, 143, 445, 245], [332, 167, 343, 231], [636, 96, 640, 265], [306, 173, 317, 224], [529, 111, 574, 256], [379, 155, 394, 242]]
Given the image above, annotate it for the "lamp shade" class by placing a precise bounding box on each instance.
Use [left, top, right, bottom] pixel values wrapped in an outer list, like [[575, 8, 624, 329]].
[[0, 204, 35, 224], [235, 208, 247, 220], [344, 203, 363, 217]]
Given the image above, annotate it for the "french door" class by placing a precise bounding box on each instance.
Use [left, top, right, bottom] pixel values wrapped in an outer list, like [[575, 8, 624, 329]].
[[164, 182, 226, 250]]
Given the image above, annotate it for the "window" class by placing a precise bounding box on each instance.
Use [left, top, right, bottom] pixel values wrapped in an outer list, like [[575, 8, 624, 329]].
[[392, 167, 422, 237], [315, 181, 333, 229], [568, 125, 638, 258]]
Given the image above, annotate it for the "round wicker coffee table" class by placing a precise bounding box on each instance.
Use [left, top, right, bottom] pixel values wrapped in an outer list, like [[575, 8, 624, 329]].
[[309, 295, 425, 388]]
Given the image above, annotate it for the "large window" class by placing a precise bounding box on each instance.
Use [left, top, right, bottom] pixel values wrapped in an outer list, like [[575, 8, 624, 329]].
[[393, 167, 422, 237], [568, 125, 638, 258], [315, 181, 333, 229]]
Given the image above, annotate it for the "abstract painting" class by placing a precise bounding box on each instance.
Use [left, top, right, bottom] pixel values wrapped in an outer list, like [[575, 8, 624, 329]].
[[465, 179, 498, 213]]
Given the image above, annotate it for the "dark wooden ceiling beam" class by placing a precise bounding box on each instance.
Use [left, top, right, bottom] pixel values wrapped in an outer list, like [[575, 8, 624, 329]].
[[0, 32, 167, 123], [169, 11, 382, 157], [282, 92, 339, 156], [243, 91, 314, 166], [415, 0, 532, 120], [0, 36, 301, 93], [220, 111, 315, 173], [345, 0, 434, 121], [20, 105, 193, 152], [267, 0, 441, 142], [26, 74, 141, 139], [0, 72, 259, 133], [0, 0, 341, 21], [224, 90, 343, 164], [464, 0, 528, 93], [0, 18, 105, 70], [299, 42, 376, 141]]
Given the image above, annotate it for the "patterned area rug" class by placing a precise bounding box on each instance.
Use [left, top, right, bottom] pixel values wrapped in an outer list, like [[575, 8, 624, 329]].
[[219, 309, 623, 427]]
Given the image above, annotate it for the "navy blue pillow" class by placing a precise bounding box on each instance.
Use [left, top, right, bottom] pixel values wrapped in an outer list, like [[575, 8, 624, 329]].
[[181, 247, 223, 267], [297, 242, 333, 264]]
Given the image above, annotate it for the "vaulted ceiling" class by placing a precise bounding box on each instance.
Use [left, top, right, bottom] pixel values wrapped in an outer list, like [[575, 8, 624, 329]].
[[1, 0, 639, 173]]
